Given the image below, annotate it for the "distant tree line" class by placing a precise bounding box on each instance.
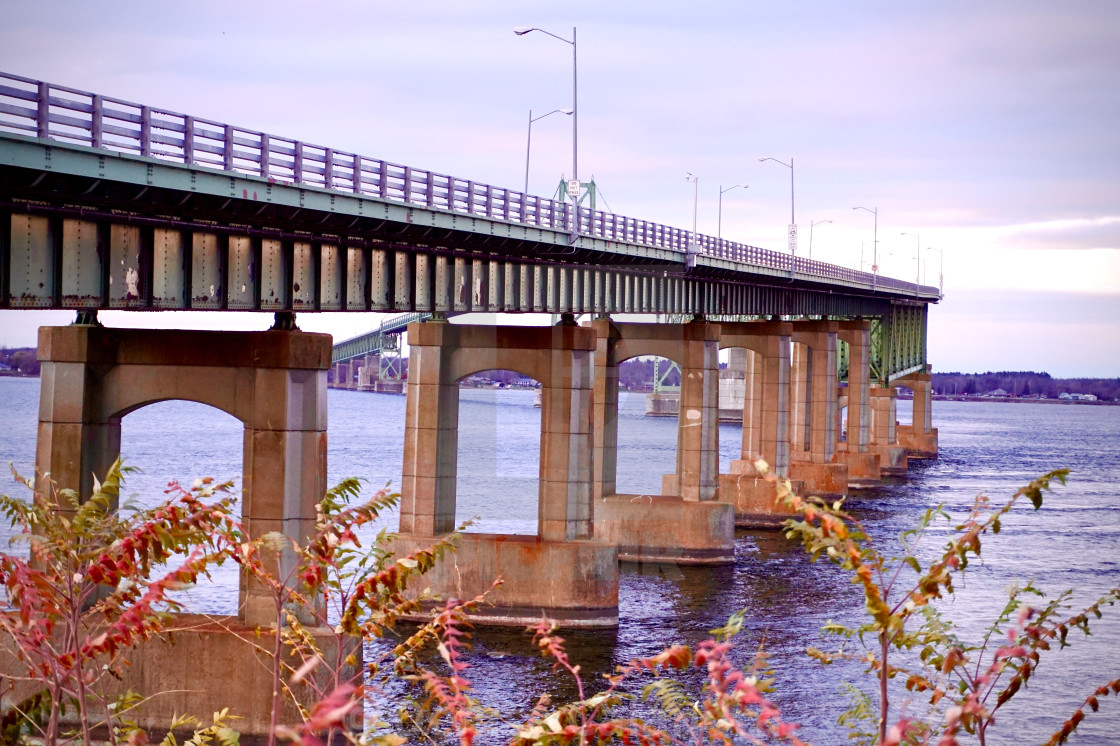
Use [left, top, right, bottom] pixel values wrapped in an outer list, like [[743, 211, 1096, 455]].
[[5, 345, 1112, 401], [931, 371, 1120, 401], [618, 358, 680, 390], [0, 347, 40, 376], [457, 359, 682, 390], [465, 369, 532, 385]]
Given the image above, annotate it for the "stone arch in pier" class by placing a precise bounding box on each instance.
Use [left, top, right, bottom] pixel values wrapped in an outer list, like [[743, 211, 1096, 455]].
[[399, 322, 595, 542], [834, 320, 885, 489], [32, 323, 338, 735], [589, 317, 734, 565], [394, 321, 618, 628], [117, 399, 244, 614], [451, 367, 543, 536], [717, 321, 795, 481], [714, 321, 799, 527], [35, 324, 332, 627], [611, 353, 681, 495], [589, 317, 720, 503]]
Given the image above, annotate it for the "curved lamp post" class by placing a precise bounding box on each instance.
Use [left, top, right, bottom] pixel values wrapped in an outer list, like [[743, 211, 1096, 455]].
[[759, 156, 795, 255], [524, 108, 573, 194], [853, 206, 878, 290], [808, 218, 832, 261], [514, 27, 577, 207], [718, 183, 748, 241]]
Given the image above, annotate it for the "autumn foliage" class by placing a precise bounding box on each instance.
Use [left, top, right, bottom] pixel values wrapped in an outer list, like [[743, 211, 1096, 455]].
[[1, 462, 1117, 745]]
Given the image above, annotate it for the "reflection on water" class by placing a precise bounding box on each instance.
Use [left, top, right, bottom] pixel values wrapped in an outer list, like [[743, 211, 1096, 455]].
[[1, 376, 1118, 744]]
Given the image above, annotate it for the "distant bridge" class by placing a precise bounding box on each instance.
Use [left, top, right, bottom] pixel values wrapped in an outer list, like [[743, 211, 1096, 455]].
[[331, 312, 432, 365]]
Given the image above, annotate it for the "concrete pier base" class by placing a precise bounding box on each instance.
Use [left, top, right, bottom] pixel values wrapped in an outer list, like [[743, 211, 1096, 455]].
[[894, 370, 939, 460], [596, 495, 735, 564], [872, 443, 910, 477], [0, 615, 356, 740], [717, 459, 805, 528], [391, 533, 619, 627], [360, 379, 405, 394], [788, 460, 849, 499], [897, 425, 939, 459], [645, 391, 680, 416], [870, 386, 909, 477], [839, 451, 882, 489]]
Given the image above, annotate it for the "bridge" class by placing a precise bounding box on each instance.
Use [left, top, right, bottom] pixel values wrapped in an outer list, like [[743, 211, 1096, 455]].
[[0, 72, 940, 736]]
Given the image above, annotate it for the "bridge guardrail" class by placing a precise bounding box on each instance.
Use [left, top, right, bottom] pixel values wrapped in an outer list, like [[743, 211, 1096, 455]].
[[0, 72, 929, 296]]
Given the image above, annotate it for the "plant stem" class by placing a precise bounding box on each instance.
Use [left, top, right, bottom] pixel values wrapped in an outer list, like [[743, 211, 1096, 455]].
[[268, 594, 284, 746], [879, 629, 890, 744], [70, 578, 94, 745]]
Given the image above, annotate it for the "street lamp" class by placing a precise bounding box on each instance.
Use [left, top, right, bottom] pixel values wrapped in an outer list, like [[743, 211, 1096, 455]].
[[514, 26, 578, 209], [759, 156, 795, 255], [718, 184, 748, 241], [852, 206, 878, 290], [926, 247, 944, 296], [901, 231, 921, 294], [808, 218, 832, 261], [524, 108, 573, 194]]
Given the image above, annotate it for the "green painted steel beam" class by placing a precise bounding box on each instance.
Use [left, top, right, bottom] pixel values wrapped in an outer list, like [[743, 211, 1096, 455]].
[[0, 134, 942, 303]]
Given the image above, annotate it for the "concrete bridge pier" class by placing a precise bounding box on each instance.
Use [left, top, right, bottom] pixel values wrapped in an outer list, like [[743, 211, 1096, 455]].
[[357, 352, 379, 389], [393, 321, 618, 627], [31, 322, 338, 736], [894, 370, 939, 458], [328, 359, 353, 389], [836, 321, 882, 489], [360, 352, 405, 394], [787, 322, 849, 498], [590, 318, 734, 565], [870, 385, 909, 476], [344, 359, 357, 389], [716, 322, 804, 527]]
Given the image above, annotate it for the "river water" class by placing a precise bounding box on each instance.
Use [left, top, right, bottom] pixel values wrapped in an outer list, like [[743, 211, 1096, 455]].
[[1, 374, 1117, 744]]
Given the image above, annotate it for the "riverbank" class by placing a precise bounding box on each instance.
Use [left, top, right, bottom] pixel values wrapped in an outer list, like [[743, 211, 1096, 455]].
[[924, 394, 1119, 406]]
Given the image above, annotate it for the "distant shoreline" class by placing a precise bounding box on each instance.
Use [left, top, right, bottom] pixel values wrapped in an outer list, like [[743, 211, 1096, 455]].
[[921, 395, 1118, 407], [3, 373, 1116, 406]]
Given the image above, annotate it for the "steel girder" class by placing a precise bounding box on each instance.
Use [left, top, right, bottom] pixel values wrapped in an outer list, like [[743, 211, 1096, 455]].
[[1, 134, 940, 317]]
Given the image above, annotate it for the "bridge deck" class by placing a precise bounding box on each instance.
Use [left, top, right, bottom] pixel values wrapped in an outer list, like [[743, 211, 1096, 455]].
[[0, 72, 937, 309]]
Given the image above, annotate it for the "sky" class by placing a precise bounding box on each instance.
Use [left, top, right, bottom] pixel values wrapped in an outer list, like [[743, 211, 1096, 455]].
[[1, 0, 1117, 377]]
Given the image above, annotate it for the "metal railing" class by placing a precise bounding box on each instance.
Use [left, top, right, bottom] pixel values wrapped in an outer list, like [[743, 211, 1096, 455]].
[[0, 72, 927, 295]]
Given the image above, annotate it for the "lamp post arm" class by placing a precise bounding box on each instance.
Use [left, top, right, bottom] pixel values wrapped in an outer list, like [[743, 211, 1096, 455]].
[[524, 109, 572, 196], [515, 26, 578, 214], [521, 28, 573, 44], [716, 184, 748, 242]]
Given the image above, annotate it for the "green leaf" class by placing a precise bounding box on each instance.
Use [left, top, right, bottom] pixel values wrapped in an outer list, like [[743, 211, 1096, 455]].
[[709, 608, 747, 641]]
